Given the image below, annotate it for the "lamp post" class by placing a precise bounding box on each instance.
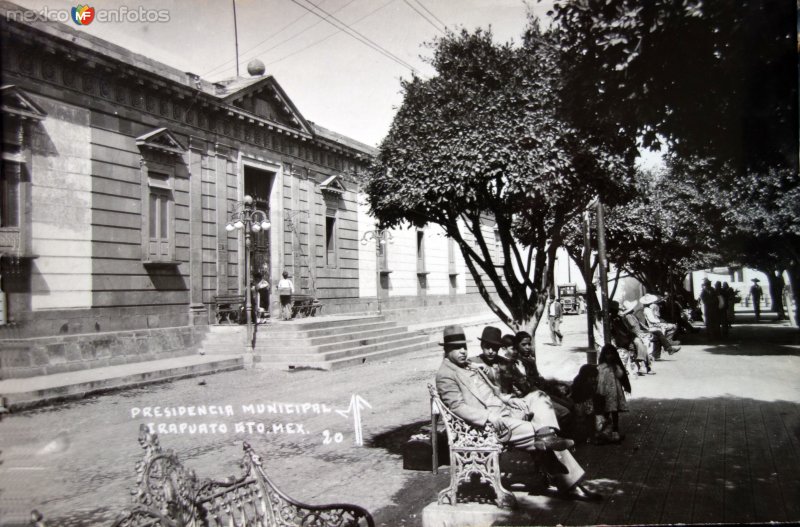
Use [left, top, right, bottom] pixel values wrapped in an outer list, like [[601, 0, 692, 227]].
[[226, 195, 270, 348], [360, 226, 392, 314], [583, 196, 611, 364]]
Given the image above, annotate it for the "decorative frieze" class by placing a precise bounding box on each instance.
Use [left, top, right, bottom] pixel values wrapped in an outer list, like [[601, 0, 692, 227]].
[[4, 33, 371, 171]]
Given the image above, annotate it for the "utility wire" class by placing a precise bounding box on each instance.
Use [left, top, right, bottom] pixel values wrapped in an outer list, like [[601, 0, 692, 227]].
[[202, 0, 347, 78], [402, 0, 445, 34], [287, 0, 419, 74], [202, 8, 314, 77], [413, 0, 448, 31], [265, 0, 398, 67]]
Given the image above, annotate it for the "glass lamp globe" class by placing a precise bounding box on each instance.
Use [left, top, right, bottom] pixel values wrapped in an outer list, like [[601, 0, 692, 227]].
[[252, 224, 261, 232], [225, 223, 235, 232], [233, 220, 244, 229], [260, 220, 271, 230]]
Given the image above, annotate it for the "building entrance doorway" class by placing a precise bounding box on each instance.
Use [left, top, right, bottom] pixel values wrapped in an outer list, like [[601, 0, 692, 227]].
[[244, 165, 274, 315]]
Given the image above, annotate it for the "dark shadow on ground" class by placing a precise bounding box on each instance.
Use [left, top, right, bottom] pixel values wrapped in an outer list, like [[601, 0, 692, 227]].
[[691, 322, 800, 355], [367, 396, 800, 527]]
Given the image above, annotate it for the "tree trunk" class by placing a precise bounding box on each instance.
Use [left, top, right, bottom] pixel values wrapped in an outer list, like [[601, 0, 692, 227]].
[[787, 263, 800, 327], [765, 268, 787, 320]]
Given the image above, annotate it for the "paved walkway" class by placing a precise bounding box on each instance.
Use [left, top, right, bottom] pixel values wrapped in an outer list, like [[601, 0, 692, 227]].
[[0, 311, 797, 526]]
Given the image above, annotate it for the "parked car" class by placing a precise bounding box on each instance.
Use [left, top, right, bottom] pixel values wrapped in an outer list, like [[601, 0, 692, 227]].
[[558, 283, 580, 315]]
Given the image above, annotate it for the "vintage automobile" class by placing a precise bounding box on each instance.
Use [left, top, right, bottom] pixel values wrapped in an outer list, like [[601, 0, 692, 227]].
[[558, 283, 580, 314]]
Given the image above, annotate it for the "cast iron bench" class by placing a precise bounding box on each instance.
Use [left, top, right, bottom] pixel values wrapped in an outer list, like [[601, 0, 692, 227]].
[[213, 294, 245, 325], [428, 384, 517, 509], [109, 424, 374, 526], [290, 294, 324, 318]]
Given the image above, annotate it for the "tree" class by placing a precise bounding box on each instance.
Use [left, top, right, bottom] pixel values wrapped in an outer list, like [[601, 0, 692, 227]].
[[561, 160, 719, 319], [716, 166, 800, 322], [550, 0, 799, 325], [364, 26, 633, 332]]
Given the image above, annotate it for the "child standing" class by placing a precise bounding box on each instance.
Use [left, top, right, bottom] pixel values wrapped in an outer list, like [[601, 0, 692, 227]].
[[596, 344, 632, 443]]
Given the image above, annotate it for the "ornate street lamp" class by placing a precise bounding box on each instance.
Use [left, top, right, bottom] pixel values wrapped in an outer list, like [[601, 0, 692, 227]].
[[226, 195, 270, 347], [360, 226, 393, 314]]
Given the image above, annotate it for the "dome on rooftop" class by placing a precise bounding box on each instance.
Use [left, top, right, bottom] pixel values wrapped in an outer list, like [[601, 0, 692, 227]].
[[247, 59, 266, 77]]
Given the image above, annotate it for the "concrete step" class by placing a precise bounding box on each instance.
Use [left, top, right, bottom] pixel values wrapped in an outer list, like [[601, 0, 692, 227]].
[[0, 354, 244, 411], [271, 319, 398, 340], [257, 321, 401, 348], [254, 339, 435, 371], [264, 315, 386, 333], [258, 333, 429, 362], [198, 325, 247, 354], [256, 327, 414, 354]]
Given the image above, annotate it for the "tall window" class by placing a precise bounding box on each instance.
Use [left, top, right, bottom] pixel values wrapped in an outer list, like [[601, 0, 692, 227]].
[[325, 214, 337, 267], [0, 160, 20, 228], [143, 170, 174, 262]]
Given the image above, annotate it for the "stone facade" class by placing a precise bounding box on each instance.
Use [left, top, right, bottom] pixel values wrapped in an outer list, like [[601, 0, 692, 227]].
[[0, 1, 495, 379]]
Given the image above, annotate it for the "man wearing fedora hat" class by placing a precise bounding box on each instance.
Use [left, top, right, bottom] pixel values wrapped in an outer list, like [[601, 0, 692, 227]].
[[749, 278, 763, 322], [436, 324, 601, 501], [471, 326, 518, 394]]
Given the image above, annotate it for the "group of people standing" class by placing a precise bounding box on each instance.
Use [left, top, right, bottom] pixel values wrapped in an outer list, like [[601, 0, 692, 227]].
[[248, 270, 297, 322], [699, 278, 741, 337]]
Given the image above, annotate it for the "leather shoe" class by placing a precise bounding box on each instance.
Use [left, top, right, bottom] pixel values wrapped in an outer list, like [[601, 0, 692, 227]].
[[561, 484, 602, 502], [533, 433, 574, 451], [667, 345, 681, 354]]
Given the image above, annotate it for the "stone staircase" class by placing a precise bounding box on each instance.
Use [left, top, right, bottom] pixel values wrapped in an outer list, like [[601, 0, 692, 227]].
[[199, 315, 434, 370], [198, 324, 249, 355]]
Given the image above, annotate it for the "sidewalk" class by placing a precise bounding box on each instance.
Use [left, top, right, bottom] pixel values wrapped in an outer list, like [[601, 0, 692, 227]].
[[0, 312, 499, 412], [0, 312, 797, 526]]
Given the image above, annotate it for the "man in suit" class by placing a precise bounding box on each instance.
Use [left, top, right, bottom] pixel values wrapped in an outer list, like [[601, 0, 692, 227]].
[[471, 326, 518, 395], [436, 325, 601, 501], [750, 278, 763, 322], [548, 294, 564, 346]]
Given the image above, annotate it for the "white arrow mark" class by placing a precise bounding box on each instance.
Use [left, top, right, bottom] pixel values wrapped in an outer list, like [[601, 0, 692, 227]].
[[336, 394, 371, 446]]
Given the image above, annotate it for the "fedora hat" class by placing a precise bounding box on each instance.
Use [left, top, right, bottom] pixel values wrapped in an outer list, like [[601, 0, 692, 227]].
[[439, 325, 467, 347], [477, 326, 504, 347], [751, 278, 760, 283], [640, 294, 659, 305]]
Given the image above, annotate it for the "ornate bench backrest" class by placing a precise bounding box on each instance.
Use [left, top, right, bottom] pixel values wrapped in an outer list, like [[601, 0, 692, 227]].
[[113, 424, 374, 527], [427, 384, 503, 451]]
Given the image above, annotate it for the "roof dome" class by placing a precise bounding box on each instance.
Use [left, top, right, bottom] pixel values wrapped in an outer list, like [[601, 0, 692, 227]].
[[247, 59, 266, 77]]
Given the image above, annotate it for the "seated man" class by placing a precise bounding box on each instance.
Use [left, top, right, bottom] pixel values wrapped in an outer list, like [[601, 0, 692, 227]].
[[609, 301, 649, 375], [436, 325, 601, 501], [471, 326, 518, 395], [633, 297, 681, 359], [641, 294, 678, 342]]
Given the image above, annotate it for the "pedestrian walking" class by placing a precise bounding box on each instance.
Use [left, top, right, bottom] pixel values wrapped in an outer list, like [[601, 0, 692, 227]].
[[715, 282, 729, 338], [549, 294, 564, 346], [700, 279, 719, 338], [277, 271, 294, 321], [595, 344, 631, 443], [749, 278, 763, 322]]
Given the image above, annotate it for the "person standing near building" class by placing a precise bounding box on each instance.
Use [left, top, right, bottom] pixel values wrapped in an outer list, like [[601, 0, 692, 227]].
[[749, 278, 763, 322], [277, 271, 294, 321], [700, 279, 719, 338], [549, 294, 564, 346], [255, 273, 270, 322]]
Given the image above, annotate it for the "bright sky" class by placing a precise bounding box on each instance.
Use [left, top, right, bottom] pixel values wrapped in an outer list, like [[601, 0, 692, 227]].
[[14, 0, 554, 146]]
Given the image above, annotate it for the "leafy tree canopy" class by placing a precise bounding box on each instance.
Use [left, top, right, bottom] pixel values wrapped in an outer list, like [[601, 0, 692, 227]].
[[365, 26, 634, 330], [549, 0, 798, 175]]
